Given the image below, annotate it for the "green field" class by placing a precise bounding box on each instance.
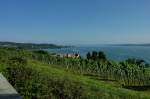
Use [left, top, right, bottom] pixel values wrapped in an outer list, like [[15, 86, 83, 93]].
[[0, 48, 150, 99]]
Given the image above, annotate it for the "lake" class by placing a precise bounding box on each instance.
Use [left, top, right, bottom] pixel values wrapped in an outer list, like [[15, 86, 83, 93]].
[[46, 45, 150, 63]]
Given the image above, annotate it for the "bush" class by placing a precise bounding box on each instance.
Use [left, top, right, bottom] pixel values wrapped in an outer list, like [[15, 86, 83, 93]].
[[3, 57, 87, 99]]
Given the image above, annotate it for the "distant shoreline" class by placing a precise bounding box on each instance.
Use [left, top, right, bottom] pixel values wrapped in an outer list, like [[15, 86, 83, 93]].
[[0, 41, 68, 49], [114, 44, 150, 47]]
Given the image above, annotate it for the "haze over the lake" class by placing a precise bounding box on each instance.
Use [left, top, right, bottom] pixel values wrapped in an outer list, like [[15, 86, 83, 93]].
[[0, 0, 150, 45]]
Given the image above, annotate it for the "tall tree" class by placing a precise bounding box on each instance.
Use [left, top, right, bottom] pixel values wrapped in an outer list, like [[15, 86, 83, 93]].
[[98, 51, 106, 61], [86, 52, 91, 60], [91, 51, 98, 61]]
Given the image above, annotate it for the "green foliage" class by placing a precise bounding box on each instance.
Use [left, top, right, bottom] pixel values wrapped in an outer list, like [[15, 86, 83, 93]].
[[98, 51, 107, 60], [41, 53, 149, 86], [0, 48, 150, 99], [86, 52, 91, 60], [3, 56, 87, 99], [87, 51, 107, 61], [91, 51, 98, 61], [33, 50, 49, 55], [125, 58, 146, 66], [0, 41, 65, 49]]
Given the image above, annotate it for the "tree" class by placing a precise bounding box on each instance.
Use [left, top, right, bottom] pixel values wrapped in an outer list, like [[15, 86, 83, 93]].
[[86, 52, 91, 60], [98, 51, 106, 61], [91, 51, 98, 61], [87, 51, 107, 61], [125, 58, 145, 65]]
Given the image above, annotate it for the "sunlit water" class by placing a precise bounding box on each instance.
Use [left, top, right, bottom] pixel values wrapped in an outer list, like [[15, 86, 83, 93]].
[[46, 45, 150, 63]]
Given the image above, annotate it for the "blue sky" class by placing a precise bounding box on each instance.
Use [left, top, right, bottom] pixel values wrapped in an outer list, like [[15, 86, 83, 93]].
[[0, 0, 150, 45]]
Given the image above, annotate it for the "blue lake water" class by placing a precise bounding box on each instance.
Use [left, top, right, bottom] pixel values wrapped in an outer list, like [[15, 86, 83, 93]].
[[46, 45, 150, 63]]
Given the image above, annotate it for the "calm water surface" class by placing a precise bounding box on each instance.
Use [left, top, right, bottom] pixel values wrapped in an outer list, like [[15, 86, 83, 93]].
[[46, 45, 150, 63]]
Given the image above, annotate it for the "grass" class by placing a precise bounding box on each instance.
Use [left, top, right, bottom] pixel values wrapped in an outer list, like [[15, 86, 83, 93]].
[[27, 60, 150, 99], [0, 48, 149, 98]]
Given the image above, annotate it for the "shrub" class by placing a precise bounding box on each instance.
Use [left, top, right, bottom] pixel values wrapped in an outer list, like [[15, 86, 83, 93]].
[[3, 57, 87, 99]]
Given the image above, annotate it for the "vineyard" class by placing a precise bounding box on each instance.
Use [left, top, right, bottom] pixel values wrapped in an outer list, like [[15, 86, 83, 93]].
[[0, 47, 150, 99]]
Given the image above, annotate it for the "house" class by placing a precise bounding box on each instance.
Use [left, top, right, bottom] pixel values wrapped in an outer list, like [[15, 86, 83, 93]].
[[63, 53, 80, 58]]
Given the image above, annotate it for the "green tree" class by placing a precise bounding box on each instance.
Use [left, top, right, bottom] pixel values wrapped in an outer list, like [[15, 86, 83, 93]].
[[86, 52, 91, 60], [98, 51, 106, 61], [91, 51, 98, 61]]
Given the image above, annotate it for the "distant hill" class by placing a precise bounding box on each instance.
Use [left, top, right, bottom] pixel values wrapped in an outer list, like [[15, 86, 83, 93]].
[[116, 44, 150, 46], [0, 41, 66, 49]]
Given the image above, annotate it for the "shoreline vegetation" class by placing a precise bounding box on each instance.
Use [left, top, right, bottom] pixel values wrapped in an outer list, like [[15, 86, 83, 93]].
[[0, 43, 150, 99], [0, 41, 68, 49]]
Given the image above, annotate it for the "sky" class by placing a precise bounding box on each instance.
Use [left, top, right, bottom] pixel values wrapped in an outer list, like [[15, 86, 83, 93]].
[[0, 0, 150, 45]]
